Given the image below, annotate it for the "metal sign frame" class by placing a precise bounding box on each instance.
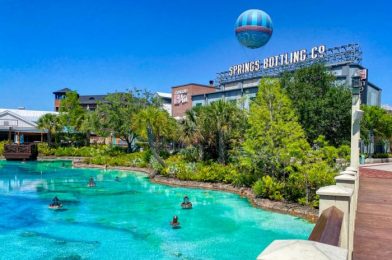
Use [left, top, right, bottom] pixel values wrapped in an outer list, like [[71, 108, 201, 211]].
[[216, 43, 362, 85]]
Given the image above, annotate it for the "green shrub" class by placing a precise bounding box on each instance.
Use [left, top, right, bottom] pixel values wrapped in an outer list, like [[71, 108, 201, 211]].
[[252, 176, 284, 201], [337, 144, 350, 161], [149, 156, 164, 173], [83, 151, 149, 168], [0, 141, 8, 156], [286, 161, 335, 207], [38, 143, 56, 156], [179, 146, 200, 162], [372, 153, 391, 158]]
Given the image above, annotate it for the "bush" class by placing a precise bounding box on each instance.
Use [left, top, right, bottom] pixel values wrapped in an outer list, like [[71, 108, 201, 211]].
[[179, 146, 200, 162], [372, 153, 391, 158], [252, 176, 284, 201], [0, 141, 8, 156], [37, 143, 54, 156], [83, 151, 149, 168], [286, 161, 335, 207], [162, 156, 245, 185]]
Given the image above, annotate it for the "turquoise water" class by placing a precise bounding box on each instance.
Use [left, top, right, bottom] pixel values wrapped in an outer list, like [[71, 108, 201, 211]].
[[0, 160, 313, 260]]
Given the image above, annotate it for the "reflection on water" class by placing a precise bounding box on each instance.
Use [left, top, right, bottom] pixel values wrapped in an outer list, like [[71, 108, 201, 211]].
[[0, 160, 313, 260]]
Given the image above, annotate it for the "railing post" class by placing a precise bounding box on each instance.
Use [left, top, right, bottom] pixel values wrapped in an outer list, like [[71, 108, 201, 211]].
[[317, 185, 353, 252], [335, 173, 357, 260]]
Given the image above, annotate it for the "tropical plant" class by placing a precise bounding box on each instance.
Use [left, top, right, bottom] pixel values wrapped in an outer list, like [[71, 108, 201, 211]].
[[58, 90, 86, 145], [36, 113, 61, 146], [361, 105, 392, 155], [132, 106, 178, 167], [181, 100, 247, 164], [93, 91, 156, 152]]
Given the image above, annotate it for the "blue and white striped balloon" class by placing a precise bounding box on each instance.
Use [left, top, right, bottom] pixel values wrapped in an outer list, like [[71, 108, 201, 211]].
[[235, 9, 273, 49]]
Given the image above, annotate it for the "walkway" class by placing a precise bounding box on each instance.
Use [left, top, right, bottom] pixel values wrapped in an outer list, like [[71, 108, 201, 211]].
[[353, 163, 392, 259]]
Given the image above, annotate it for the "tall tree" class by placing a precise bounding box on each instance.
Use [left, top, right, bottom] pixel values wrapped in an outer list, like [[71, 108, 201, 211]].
[[361, 105, 392, 154], [281, 64, 352, 146], [181, 101, 247, 164], [132, 106, 178, 167], [93, 90, 156, 152], [180, 108, 204, 160], [59, 91, 85, 132], [36, 113, 60, 146], [204, 100, 247, 164], [58, 90, 86, 145], [243, 78, 310, 180]]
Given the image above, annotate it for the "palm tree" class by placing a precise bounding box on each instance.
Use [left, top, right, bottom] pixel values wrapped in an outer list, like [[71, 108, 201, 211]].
[[37, 113, 60, 146], [180, 109, 204, 160], [204, 100, 245, 164], [132, 106, 178, 167]]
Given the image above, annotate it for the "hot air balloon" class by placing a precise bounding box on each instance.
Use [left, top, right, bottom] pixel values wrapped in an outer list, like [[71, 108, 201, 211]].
[[235, 9, 273, 49]]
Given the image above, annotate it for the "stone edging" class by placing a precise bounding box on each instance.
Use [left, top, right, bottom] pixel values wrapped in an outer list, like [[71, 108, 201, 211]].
[[72, 161, 318, 223]]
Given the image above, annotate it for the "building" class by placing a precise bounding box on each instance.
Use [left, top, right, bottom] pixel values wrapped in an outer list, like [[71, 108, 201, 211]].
[[0, 108, 57, 143], [155, 92, 172, 115], [54, 88, 173, 115], [53, 88, 106, 111], [171, 83, 216, 119], [191, 44, 381, 110]]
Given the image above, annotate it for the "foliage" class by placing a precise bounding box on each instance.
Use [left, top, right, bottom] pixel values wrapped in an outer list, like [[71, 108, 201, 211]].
[[37, 143, 56, 156], [180, 100, 247, 164], [372, 153, 392, 158], [179, 146, 200, 162], [281, 64, 352, 146], [162, 156, 241, 184], [36, 113, 61, 146], [92, 90, 157, 152], [0, 141, 8, 156], [59, 91, 86, 133], [84, 151, 150, 168], [38, 143, 128, 157], [242, 78, 310, 180], [361, 105, 392, 155], [286, 160, 336, 207], [252, 176, 284, 201], [312, 135, 350, 169], [132, 106, 178, 167]]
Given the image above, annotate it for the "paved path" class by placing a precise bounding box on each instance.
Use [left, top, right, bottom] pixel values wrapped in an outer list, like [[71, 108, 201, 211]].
[[353, 163, 392, 259]]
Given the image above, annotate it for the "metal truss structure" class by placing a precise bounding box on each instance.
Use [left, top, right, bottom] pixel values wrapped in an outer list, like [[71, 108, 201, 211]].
[[216, 43, 362, 85]]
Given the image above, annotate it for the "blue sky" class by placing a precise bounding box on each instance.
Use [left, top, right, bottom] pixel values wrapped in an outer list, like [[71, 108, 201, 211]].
[[0, 0, 391, 110]]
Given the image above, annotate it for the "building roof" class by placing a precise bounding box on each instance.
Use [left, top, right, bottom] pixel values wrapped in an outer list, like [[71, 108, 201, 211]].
[[156, 92, 172, 99], [382, 104, 392, 112], [171, 83, 215, 89], [53, 88, 72, 94], [79, 95, 107, 104], [0, 108, 58, 124]]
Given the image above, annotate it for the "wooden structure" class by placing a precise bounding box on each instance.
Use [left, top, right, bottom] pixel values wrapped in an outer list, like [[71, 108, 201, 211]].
[[3, 143, 38, 161], [354, 165, 392, 259], [308, 206, 344, 247]]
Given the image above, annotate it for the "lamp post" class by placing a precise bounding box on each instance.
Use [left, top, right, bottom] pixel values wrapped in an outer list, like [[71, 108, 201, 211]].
[[350, 70, 364, 169]]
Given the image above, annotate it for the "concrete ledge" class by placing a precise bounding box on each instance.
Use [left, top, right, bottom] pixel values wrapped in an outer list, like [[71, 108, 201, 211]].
[[317, 185, 353, 197], [257, 240, 347, 260], [335, 175, 356, 182], [345, 166, 358, 173], [340, 170, 357, 176]]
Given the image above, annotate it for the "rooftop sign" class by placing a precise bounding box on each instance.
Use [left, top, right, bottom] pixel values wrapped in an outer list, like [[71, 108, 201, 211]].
[[229, 45, 326, 76], [218, 43, 362, 85]]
